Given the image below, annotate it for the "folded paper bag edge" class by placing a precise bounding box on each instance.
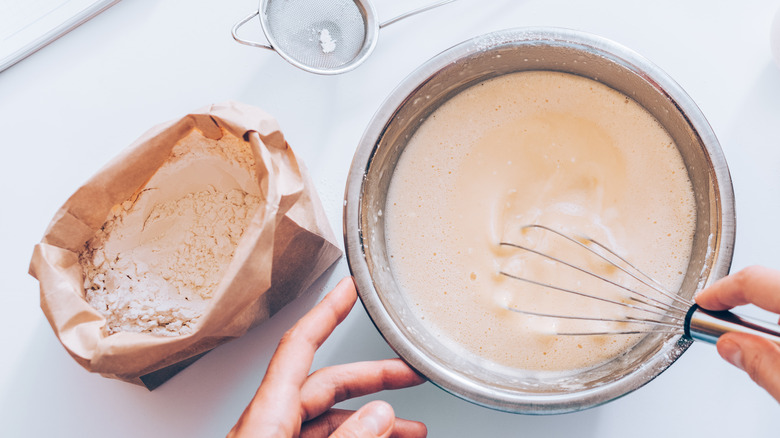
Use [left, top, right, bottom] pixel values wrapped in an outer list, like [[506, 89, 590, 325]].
[[44, 117, 196, 248]]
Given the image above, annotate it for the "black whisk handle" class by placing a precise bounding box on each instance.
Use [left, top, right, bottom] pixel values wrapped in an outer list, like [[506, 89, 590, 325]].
[[684, 304, 780, 347]]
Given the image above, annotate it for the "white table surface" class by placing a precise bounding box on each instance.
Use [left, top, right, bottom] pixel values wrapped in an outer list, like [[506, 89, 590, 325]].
[[1, 0, 779, 436]]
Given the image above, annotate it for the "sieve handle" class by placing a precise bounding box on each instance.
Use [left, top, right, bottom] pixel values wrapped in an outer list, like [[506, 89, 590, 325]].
[[232, 11, 274, 51], [685, 304, 780, 347], [380, 0, 458, 29]]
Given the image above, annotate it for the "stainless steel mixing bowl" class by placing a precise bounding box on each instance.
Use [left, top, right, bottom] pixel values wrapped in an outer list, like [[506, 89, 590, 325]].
[[344, 27, 735, 414]]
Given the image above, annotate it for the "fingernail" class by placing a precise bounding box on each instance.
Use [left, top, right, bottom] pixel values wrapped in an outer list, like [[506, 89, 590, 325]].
[[358, 402, 393, 435], [719, 338, 745, 371]]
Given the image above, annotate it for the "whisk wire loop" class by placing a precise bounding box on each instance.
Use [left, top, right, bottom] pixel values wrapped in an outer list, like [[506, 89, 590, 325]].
[[498, 225, 694, 336], [501, 224, 691, 314], [574, 230, 693, 308], [501, 306, 684, 330], [498, 270, 684, 322]]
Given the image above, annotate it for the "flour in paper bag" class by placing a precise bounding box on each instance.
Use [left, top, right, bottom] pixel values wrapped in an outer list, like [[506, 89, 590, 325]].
[[81, 131, 261, 336]]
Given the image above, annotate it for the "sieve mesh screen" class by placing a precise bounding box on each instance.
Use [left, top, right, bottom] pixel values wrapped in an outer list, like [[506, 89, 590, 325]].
[[264, 0, 367, 70]]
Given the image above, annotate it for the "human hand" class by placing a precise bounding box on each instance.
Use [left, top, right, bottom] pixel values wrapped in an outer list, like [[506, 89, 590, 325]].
[[228, 277, 428, 438], [695, 266, 780, 402]]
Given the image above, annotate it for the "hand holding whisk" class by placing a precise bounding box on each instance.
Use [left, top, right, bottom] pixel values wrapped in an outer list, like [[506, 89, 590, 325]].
[[498, 225, 780, 347], [695, 266, 780, 402]]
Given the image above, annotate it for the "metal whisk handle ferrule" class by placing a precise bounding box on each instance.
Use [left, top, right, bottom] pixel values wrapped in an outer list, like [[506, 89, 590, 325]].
[[685, 304, 780, 347]]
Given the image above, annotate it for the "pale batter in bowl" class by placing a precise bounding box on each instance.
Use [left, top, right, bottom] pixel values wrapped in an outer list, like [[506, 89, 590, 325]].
[[385, 71, 696, 372]]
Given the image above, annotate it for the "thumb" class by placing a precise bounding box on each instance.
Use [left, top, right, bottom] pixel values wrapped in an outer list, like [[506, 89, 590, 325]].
[[717, 333, 780, 401], [329, 401, 395, 438]]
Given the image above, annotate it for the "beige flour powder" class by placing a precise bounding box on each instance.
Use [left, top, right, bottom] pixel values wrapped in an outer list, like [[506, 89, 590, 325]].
[[81, 131, 261, 336]]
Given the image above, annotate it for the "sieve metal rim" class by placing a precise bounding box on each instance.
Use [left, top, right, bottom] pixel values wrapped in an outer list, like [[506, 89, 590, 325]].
[[231, 0, 380, 75], [232, 0, 457, 75], [261, 0, 379, 75]]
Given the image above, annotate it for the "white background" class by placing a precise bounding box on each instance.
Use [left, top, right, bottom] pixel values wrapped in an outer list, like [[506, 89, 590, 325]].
[[1, 0, 779, 436]]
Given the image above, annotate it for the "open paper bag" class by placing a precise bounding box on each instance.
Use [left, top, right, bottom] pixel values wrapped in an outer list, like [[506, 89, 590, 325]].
[[29, 101, 342, 389]]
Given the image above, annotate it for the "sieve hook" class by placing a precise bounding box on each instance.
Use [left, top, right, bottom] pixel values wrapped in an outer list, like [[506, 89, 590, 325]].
[[232, 11, 274, 51]]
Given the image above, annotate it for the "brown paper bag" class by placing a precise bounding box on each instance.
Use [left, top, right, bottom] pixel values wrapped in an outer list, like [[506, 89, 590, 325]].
[[28, 101, 342, 389]]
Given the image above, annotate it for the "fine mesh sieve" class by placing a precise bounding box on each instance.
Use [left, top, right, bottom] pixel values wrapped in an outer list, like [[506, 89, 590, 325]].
[[232, 0, 456, 75]]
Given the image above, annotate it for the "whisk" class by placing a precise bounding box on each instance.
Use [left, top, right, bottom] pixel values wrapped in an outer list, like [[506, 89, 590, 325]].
[[498, 224, 780, 346]]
